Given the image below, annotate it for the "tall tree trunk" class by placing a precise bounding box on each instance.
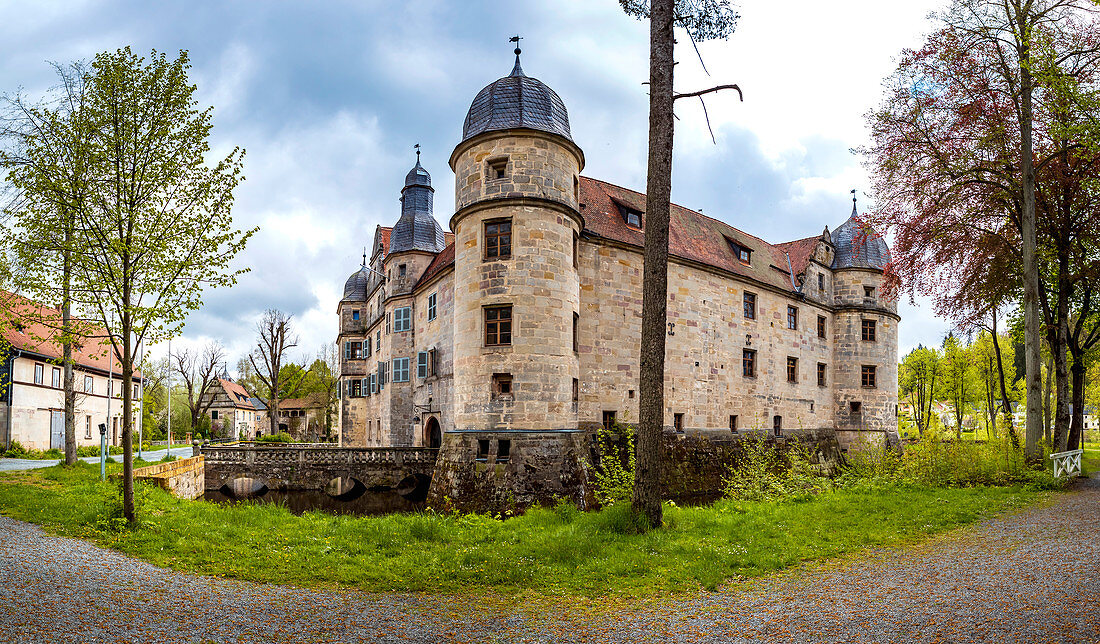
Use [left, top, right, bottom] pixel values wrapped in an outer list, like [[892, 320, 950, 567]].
[[1052, 255, 1072, 452], [1069, 357, 1085, 451], [122, 308, 134, 523], [632, 0, 674, 530], [1017, 9, 1043, 463], [990, 311, 1016, 445], [61, 243, 76, 465], [1044, 354, 1054, 445]]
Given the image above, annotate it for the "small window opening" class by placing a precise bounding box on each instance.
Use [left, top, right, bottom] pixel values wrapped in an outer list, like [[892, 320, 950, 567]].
[[864, 285, 876, 300], [572, 378, 579, 402], [818, 273, 825, 291], [573, 175, 579, 202], [573, 312, 579, 352], [476, 439, 490, 462], [398, 264, 406, 278], [817, 315, 826, 339], [492, 373, 513, 400], [628, 389, 635, 399], [730, 415, 738, 432], [602, 411, 617, 431], [850, 401, 862, 414], [674, 413, 684, 433], [817, 363, 827, 387], [773, 415, 782, 436], [488, 156, 508, 180], [496, 439, 511, 464]]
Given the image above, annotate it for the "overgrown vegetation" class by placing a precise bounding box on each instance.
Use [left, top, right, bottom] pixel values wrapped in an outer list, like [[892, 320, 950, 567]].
[[591, 422, 635, 507], [0, 460, 1050, 597], [255, 432, 293, 444]]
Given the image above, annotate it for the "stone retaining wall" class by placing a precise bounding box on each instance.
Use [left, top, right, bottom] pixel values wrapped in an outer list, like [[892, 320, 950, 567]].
[[133, 456, 205, 500]]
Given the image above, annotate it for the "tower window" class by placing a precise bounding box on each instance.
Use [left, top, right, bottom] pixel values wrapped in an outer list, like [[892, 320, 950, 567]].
[[485, 305, 512, 346], [393, 306, 411, 332], [492, 373, 513, 400], [573, 312, 579, 352], [817, 362, 827, 387], [484, 219, 512, 260], [817, 315, 826, 339], [786, 356, 798, 383], [428, 293, 437, 321], [573, 175, 579, 202], [787, 305, 798, 330], [862, 365, 877, 388], [602, 411, 617, 431], [742, 349, 756, 378], [818, 273, 825, 291], [487, 156, 508, 180], [573, 231, 579, 268], [862, 319, 877, 342], [398, 264, 406, 278], [352, 309, 360, 321], [864, 285, 876, 300], [743, 292, 756, 320], [572, 378, 579, 402]]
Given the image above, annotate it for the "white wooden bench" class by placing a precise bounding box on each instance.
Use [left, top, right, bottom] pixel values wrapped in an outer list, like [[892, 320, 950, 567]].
[[1050, 449, 1083, 479]]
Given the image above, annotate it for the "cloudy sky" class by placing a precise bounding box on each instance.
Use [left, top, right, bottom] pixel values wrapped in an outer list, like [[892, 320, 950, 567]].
[[2, 0, 953, 368]]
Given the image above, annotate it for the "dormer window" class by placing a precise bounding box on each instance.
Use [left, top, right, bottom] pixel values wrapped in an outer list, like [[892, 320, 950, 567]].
[[725, 237, 752, 265], [487, 156, 508, 180], [616, 201, 643, 228]]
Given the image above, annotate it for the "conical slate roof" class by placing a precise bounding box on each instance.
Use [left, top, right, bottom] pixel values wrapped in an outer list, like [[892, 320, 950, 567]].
[[831, 202, 891, 270], [389, 158, 446, 254], [342, 266, 372, 301], [461, 54, 572, 143]]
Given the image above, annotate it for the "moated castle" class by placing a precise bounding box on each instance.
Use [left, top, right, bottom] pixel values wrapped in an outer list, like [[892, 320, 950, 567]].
[[334, 52, 899, 506]]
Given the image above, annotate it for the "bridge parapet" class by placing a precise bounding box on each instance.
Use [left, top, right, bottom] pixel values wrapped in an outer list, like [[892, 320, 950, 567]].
[[201, 444, 438, 491]]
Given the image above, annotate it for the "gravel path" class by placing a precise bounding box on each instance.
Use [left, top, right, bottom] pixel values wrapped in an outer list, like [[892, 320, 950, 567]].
[[1, 479, 1098, 643], [0, 447, 194, 472]]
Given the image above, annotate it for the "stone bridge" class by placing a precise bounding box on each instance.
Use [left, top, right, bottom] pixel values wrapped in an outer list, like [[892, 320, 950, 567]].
[[200, 443, 438, 495]]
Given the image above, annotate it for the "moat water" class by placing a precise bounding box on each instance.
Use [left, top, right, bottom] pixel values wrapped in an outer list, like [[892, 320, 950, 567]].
[[202, 476, 428, 516]]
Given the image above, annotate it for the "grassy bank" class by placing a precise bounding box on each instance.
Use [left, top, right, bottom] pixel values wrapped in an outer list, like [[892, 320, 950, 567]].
[[0, 462, 1047, 597]]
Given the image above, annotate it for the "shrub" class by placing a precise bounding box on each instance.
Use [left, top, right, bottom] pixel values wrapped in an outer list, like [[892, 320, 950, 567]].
[[256, 432, 293, 444], [591, 422, 634, 507], [3, 441, 29, 458], [723, 433, 829, 502]]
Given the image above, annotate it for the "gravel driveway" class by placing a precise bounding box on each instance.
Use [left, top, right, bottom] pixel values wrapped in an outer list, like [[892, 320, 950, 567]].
[[1, 478, 1098, 643]]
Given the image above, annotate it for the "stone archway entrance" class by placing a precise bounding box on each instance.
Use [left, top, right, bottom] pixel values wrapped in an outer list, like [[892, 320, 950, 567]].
[[425, 417, 441, 448]]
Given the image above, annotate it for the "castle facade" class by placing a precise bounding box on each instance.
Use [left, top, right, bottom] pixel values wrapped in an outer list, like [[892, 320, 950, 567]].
[[336, 53, 899, 487]]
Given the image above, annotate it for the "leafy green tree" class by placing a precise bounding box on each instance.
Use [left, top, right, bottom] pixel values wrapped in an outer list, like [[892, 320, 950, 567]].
[[941, 334, 976, 439], [69, 48, 254, 522], [619, 0, 740, 530], [900, 345, 942, 436]]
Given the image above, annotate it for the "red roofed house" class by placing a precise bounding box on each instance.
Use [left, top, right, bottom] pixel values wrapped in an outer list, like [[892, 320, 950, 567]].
[[335, 52, 899, 506], [1, 290, 142, 450], [199, 378, 259, 440]]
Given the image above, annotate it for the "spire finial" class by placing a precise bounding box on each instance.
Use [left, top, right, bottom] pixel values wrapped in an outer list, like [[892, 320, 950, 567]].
[[509, 35, 524, 76], [851, 189, 858, 216], [362, 246, 367, 267], [414, 142, 421, 163]]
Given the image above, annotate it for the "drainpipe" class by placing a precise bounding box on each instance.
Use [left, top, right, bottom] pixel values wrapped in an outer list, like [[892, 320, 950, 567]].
[[785, 252, 802, 294]]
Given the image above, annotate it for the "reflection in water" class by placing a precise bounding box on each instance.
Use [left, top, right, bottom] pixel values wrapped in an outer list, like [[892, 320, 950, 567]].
[[203, 486, 426, 516]]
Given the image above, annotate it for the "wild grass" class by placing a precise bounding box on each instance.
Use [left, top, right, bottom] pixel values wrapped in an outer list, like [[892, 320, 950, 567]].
[[0, 461, 1046, 597]]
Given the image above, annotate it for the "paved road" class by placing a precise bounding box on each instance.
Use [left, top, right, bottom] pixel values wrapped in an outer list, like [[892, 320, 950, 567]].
[[0, 479, 1098, 643], [0, 447, 194, 471]]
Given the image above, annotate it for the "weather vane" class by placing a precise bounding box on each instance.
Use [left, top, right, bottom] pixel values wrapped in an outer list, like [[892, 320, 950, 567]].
[[851, 188, 857, 207], [414, 142, 420, 162], [362, 246, 367, 266], [509, 35, 522, 56]]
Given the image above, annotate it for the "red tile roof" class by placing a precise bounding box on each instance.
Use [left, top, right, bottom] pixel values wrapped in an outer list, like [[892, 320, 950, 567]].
[[217, 378, 255, 409], [0, 290, 140, 378], [417, 240, 456, 287], [404, 177, 827, 296], [578, 177, 816, 292]]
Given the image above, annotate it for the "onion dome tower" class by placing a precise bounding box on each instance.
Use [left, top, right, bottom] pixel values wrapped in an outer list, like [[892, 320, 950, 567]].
[[829, 191, 899, 450], [390, 152, 446, 255]]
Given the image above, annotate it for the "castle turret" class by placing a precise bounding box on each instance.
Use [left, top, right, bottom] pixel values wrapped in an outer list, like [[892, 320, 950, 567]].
[[430, 45, 589, 508], [830, 194, 899, 450]]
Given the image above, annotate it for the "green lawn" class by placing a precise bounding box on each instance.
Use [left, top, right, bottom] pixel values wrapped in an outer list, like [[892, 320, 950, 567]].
[[0, 462, 1047, 597]]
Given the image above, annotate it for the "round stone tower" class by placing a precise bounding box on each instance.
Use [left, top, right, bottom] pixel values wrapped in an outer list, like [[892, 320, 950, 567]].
[[430, 47, 589, 510], [830, 195, 900, 451]]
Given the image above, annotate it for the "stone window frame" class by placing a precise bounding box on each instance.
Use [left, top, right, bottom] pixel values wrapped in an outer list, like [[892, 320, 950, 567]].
[[393, 306, 412, 332], [818, 273, 825, 291], [861, 365, 877, 388], [742, 348, 757, 378], [862, 319, 877, 342], [484, 218, 513, 261], [427, 293, 437, 321], [486, 155, 509, 181], [602, 410, 617, 431], [817, 362, 827, 387], [674, 413, 684, 433], [863, 285, 876, 301], [786, 356, 798, 383], [491, 373, 513, 401], [392, 357, 410, 383], [573, 312, 580, 352], [817, 315, 826, 339], [352, 309, 360, 321], [398, 264, 407, 279], [743, 292, 756, 320], [787, 305, 798, 331], [484, 304, 513, 347]]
